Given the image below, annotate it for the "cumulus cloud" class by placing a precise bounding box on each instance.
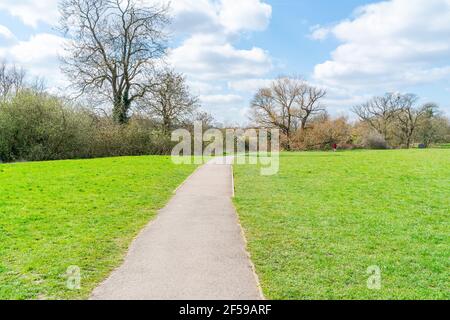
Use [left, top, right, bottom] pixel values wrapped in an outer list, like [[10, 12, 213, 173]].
[[188, 81, 223, 95], [169, 0, 271, 35], [0, 0, 59, 28], [218, 0, 272, 33], [200, 94, 244, 105], [199, 94, 248, 125], [167, 0, 273, 122], [169, 0, 273, 83], [228, 78, 273, 92], [312, 0, 450, 90], [0, 33, 67, 87], [309, 25, 330, 41], [169, 34, 272, 81]]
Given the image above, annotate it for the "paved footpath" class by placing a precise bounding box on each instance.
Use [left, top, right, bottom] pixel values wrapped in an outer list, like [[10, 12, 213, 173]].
[[91, 158, 262, 300]]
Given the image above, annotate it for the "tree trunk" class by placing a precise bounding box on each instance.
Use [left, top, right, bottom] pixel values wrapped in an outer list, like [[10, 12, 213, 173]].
[[285, 129, 292, 151], [301, 118, 307, 131], [113, 92, 131, 124], [162, 116, 172, 135]]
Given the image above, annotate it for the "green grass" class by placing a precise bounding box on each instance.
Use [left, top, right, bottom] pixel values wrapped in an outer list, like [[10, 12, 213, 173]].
[[433, 143, 450, 149], [233, 150, 450, 300], [0, 156, 196, 300]]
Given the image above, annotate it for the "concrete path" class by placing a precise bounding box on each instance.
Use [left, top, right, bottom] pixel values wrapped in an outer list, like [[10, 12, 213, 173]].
[[90, 158, 262, 300]]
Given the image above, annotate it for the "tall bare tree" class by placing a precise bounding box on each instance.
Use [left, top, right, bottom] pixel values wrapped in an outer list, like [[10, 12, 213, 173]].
[[415, 104, 450, 147], [296, 82, 326, 130], [352, 93, 413, 142], [250, 76, 326, 150], [140, 70, 199, 134], [395, 99, 434, 149], [59, 0, 170, 124], [0, 62, 26, 100]]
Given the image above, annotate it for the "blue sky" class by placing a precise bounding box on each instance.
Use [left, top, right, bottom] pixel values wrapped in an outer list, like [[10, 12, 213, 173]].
[[0, 0, 449, 124]]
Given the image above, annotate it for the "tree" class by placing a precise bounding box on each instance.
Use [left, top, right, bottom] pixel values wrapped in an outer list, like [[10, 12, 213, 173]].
[[194, 111, 215, 130], [395, 102, 434, 148], [0, 62, 26, 100], [296, 83, 326, 130], [140, 70, 199, 134], [297, 116, 352, 150], [352, 93, 414, 143], [249, 76, 326, 150], [415, 104, 450, 146], [59, 0, 170, 124]]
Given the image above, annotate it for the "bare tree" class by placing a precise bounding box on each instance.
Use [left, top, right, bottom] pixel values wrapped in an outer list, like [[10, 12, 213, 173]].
[[140, 70, 199, 133], [296, 83, 326, 130], [250, 76, 326, 150], [0, 62, 26, 100], [412, 103, 448, 147], [352, 93, 413, 142], [395, 100, 434, 149], [59, 0, 170, 124]]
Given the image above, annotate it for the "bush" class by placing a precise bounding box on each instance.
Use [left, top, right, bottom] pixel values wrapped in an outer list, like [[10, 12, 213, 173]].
[[362, 132, 388, 150], [0, 90, 175, 162], [293, 117, 353, 151], [0, 90, 84, 161]]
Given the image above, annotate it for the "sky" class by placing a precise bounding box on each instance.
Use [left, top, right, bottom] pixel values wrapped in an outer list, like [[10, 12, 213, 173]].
[[0, 0, 449, 125]]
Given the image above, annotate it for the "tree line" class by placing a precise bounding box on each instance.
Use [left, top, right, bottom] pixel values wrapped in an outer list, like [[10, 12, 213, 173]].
[[249, 77, 450, 151]]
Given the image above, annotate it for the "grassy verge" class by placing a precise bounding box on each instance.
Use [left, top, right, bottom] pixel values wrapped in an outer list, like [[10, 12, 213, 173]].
[[0, 156, 196, 299], [233, 150, 449, 299]]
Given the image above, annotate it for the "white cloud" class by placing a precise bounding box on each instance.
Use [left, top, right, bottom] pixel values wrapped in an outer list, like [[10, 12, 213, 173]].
[[312, 0, 450, 90], [0, 33, 67, 87], [169, 34, 272, 81], [168, 0, 273, 81], [200, 94, 244, 105], [309, 25, 330, 41], [167, 0, 273, 122], [199, 94, 249, 125], [228, 78, 273, 92], [169, 0, 272, 34], [0, 25, 14, 40], [218, 0, 272, 33], [188, 81, 223, 95], [0, 0, 58, 28], [2, 33, 65, 63]]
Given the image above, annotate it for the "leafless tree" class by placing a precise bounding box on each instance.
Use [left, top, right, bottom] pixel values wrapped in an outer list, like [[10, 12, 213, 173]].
[[415, 104, 450, 146], [352, 93, 413, 142], [394, 99, 435, 149], [250, 76, 326, 150], [194, 111, 215, 129], [296, 83, 326, 130], [140, 70, 199, 133], [59, 0, 170, 124], [0, 62, 26, 100]]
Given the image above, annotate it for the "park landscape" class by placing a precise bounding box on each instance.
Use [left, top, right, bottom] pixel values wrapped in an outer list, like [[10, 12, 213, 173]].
[[0, 0, 449, 301]]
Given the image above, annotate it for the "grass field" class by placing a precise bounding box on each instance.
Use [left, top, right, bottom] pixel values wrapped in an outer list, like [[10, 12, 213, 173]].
[[0, 156, 196, 299], [233, 150, 450, 300]]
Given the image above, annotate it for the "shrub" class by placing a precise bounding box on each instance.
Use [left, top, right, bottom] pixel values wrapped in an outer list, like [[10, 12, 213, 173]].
[[0, 90, 176, 162], [293, 117, 353, 150], [362, 132, 388, 150]]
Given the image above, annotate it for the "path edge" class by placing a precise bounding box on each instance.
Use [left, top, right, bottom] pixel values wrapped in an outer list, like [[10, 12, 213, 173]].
[[90, 164, 202, 300], [230, 165, 266, 300]]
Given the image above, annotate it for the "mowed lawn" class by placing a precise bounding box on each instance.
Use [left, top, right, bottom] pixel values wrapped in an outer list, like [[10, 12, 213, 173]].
[[233, 150, 449, 300], [0, 156, 196, 300]]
